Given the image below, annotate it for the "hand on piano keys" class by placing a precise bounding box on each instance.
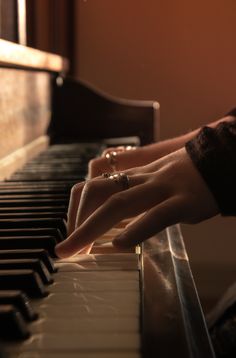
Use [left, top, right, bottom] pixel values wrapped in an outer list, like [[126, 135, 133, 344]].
[[55, 146, 219, 259], [0, 142, 218, 358]]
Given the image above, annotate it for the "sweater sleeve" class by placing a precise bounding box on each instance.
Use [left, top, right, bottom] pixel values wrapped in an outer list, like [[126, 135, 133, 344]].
[[185, 117, 236, 215]]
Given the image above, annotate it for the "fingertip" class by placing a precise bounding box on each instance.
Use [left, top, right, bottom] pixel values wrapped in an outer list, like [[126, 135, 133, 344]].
[[54, 235, 77, 258], [54, 242, 67, 258]]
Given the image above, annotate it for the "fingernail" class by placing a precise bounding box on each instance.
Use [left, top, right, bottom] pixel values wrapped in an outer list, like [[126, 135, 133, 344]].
[[54, 242, 64, 258]]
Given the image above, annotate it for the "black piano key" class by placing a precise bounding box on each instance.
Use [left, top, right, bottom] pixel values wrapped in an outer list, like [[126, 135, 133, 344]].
[[0, 270, 48, 298], [0, 187, 70, 195], [0, 228, 64, 242], [0, 182, 74, 188], [0, 236, 57, 257], [18, 167, 84, 173], [0, 218, 67, 237], [0, 291, 37, 321], [0, 305, 30, 340], [0, 249, 56, 273], [0, 194, 68, 200], [8, 173, 84, 181], [0, 212, 67, 220], [0, 198, 68, 207], [0, 259, 53, 285], [0, 206, 67, 213]]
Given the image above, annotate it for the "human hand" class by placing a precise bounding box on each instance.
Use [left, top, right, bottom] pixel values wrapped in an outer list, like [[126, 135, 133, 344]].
[[55, 147, 219, 258]]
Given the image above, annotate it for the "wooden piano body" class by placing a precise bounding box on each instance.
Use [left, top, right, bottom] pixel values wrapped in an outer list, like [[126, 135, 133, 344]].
[[0, 40, 215, 357]]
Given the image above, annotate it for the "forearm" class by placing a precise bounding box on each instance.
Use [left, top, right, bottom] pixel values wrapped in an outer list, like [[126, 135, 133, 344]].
[[115, 115, 236, 170], [89, 114, 236, 177], [185, 115, 236, 215]]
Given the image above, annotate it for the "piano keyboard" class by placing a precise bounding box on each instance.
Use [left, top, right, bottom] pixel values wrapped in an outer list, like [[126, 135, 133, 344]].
[[0, 143, 141, 358]]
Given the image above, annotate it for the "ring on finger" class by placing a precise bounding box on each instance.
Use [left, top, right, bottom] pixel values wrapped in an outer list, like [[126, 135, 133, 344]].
[[102, 172, 130, 190], [105, 151, 117, 171]]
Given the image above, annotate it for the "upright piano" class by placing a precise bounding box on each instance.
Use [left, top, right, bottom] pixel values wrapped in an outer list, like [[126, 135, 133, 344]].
[[0, 40, 215, 358]]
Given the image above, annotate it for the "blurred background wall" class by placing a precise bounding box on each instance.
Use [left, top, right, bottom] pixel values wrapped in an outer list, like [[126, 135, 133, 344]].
[[3, 0, 235, 311], [74, 0, 236, 311]]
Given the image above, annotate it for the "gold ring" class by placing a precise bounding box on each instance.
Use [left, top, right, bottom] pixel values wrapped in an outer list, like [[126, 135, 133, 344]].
[[102, 172, 111, 178], [125, 145, 137, 151], [102, 172, 130, 190], [105, 151, 117, 171]]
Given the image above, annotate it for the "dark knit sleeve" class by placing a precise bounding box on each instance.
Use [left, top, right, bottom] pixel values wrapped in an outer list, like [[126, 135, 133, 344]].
[[226, 108, 236, 117], [185, 118, 236, 215]]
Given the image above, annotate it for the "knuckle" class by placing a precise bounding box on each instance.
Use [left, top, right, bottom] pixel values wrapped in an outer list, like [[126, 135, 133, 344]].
[[89, 158, 98, 167], [83, 179, 103, 198], [83, 179, 97, 193], [71, 182, 83, 195], [89, 157, 107, 175]]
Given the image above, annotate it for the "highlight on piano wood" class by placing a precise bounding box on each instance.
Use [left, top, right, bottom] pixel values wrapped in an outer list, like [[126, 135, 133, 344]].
[[0, 1, 235, 357]]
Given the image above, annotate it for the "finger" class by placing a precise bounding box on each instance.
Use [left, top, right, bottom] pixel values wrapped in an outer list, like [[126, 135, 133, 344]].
[[88, 157, 110, 179], [113, 196, 184, 248], [75, 173, 148, 228], [102, 146, 125, 157], [67, 182, 85, 235], [57, 174, 147, 257], [68, 174, 118, 233], [55, 180, 169, 257], [75, 178, 121, 228]]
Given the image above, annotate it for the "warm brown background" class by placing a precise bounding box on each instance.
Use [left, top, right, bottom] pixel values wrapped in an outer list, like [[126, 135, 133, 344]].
[[1, 0, 236, 310], [75, 0, 236, 310]]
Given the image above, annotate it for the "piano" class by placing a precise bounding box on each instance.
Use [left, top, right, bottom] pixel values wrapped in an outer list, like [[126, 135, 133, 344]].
[[0, 39, 215, 358]]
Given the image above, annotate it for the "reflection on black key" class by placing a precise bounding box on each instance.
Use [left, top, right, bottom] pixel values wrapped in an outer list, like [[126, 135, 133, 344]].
[[0, 206, 67, 213], [0, 259, 53, 284], [0, 291, 37, 321], [0, 194, 68, 200], [9, 173, 84, 181], [0, 236, 57, 257], [0, 228, 64, 242], [0, 305, 30, 340], [0, 182, 76, 188], [0, 198, 68, 207], [0, 249, 56, 273], [0, 270, 48, 298], [0, 218, 67, 237], [0, 187, 69, 195], [0, 212, 67, 220]]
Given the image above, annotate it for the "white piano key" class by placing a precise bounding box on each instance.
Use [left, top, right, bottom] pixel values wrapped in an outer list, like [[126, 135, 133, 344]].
[[104, 228, 124, 236], [49, 279, 139, 293], [91, 242, 140, 255], [32, 291, 140, 306], [55, 260, 140, 271], [37, 303, 139, 318], [53, 270, 140, 282], [55, 252, 140, 271], [91, 244, 135, 254], [55, 253, 139, 263], [30, 317, 139, 334], [8, 333, 140, 352]]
